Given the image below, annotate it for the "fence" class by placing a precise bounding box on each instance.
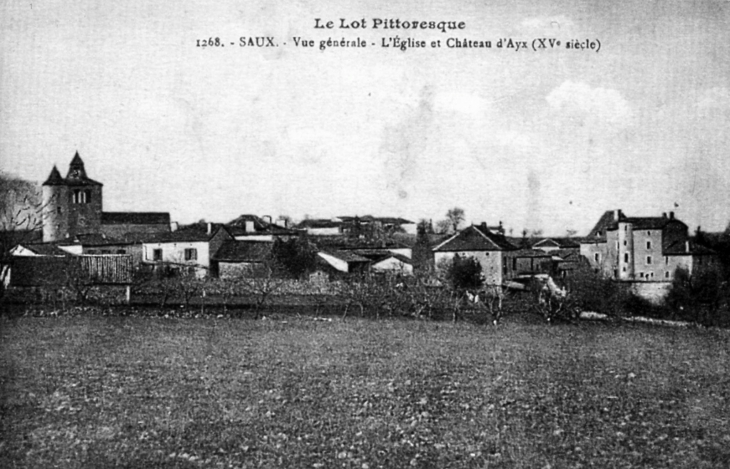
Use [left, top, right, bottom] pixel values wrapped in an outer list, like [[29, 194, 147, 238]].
[[9, 255, 133, 287]]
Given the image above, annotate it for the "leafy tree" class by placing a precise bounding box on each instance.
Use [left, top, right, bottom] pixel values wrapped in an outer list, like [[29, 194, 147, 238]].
[[271, 236, 317, 279], [434, 219, 453, 235], [445, 254, 483, 293], [446, 207, 465, 232]]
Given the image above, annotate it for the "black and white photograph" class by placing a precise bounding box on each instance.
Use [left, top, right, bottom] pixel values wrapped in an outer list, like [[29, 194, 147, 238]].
[[1, 0, 729, 467]]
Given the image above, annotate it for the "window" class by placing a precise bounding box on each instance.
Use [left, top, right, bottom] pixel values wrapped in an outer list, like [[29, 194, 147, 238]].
[[646, 256, 652, 265], [647, 231, 651, 236], [624, 253, 629, 263], [152, 248, 162, 261], [72, 189, 88, 204], [512, 258, 517, 270], [57, 206, 62, 214], [184, 248, 197, 261], [664, 256, 668, 264], [665, 271, 670, 279], [594, 253, 601, 263], [639, 272, 644, 278], [116, 250, 125, 254], [622, 266, 627, 272], [623, 240, 627, 246], [646, 240, 652, 250]]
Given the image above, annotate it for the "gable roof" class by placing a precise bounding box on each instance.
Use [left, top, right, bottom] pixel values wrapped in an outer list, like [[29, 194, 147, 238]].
[[319, 250, 370, 263], [296, 219, 344, 229], [531, 237, 581, 249], [432, 224, 517, 252], [228, 214, 298, 235], [13, 243, 73, 256], [212, 240, 273, 262], [102, 212, 171, 225], [607, 217, 675, 231]]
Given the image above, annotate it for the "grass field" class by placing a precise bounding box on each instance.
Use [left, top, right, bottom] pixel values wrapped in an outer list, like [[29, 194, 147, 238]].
[[1, 314, 729, 468]]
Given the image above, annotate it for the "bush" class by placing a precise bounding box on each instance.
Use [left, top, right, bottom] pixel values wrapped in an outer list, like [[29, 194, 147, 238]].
[[565, 268, 630, 318], [444, 254, 483, 293]]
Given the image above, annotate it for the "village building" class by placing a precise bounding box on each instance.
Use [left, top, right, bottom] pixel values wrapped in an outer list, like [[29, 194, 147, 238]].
[[432, 223, 519, 285]]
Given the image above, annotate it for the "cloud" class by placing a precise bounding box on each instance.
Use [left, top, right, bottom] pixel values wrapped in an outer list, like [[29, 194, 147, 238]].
[[546, 81, 633, 126]]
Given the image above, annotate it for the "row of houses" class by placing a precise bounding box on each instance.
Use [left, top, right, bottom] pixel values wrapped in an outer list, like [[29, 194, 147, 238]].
[[3, 153, 721, 301]]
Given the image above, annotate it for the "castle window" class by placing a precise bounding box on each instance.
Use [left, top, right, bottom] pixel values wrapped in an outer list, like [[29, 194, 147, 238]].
[[623, 240, 627, 246], [184, 248, 198, 261], [594, 252, 601, 263], [152, 248, 163, 261], [646, 256, 652, 265], [624, 253, 629, 263], [646, 240, 652, 250], [665, 271, 670, 279], [664, 256, 668, 264], [639, 272, 644, 278]]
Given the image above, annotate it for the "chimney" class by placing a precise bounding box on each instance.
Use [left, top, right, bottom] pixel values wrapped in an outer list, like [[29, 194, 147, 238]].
[[686, 240, 690, 253], [262, 215, 272, 224], [277, 218, 288, 228], [245, 220, 254, 233], [170, 221, 179, 232], [662, 212, 667, 218], [207, 222, 212, 235], [613, 209, 621, 221], [669, 211, 675, 219]]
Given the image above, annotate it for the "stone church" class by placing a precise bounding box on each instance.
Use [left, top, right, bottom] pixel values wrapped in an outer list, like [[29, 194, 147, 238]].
[[41, 152, 171, 242]]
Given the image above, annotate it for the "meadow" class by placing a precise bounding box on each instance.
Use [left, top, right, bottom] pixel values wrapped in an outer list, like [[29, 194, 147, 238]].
[[1, 313, 729, 468]]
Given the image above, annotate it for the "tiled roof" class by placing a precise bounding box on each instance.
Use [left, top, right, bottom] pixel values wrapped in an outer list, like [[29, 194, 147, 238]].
[[608, 217, 672, 230], [141, 231, 212, 243], [664, 240, 716, 255], [296, 219, 343, 229], [587, 210, 625, 240], [320, 250, 370, 263], [16, 243, 72, 256], [372, 253, 412, 265], [512, 248, 553, 258], [432, 225, 517, 252], [228, 214, 297, 235], [531, 237, 581, 249], [213, 240, 272, 262], [102, 212, 171, 225]]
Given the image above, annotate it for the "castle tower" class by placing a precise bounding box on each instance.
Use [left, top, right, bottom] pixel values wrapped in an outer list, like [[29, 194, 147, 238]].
[[41, 152, 103, 242]]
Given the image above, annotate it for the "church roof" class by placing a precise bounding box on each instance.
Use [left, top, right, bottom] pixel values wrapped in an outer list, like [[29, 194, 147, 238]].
[[63, 152, 103, 186], [42, 166, 65, 186], [101, 212, 171, 225]]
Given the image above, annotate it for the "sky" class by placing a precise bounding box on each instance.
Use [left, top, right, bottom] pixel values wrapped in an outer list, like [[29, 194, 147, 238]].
[[1, 0, 729, 236]]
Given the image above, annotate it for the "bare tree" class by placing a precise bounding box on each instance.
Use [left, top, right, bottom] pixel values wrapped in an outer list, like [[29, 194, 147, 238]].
[[0, 173, 52, 301]]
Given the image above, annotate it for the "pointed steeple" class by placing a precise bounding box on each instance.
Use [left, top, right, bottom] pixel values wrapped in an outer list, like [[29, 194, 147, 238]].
[[66, 151, 88, 180], [42, 165, 65, 186], [64, 151, 102, 186]]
